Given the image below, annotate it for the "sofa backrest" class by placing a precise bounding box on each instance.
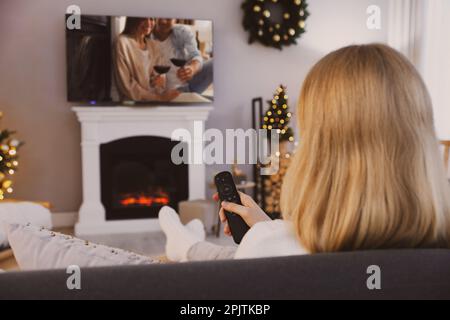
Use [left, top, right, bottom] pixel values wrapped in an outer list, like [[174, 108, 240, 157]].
[[0, 249, 449, 299]]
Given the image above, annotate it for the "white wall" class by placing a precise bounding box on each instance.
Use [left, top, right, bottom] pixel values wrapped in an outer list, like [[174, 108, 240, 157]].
[[0, 0, 388, 212], [420, 0, 450, 140]]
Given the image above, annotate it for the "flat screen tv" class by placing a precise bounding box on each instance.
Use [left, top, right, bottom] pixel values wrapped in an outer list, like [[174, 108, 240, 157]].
[[66, 15, 214, 105]]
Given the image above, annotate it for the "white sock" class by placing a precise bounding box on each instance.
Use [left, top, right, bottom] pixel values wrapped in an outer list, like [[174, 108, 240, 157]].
[[186, 219, 206, 241], [159, 206, 206, 262]]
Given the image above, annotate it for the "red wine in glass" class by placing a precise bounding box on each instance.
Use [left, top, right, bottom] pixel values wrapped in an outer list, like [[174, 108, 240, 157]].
[[170, 58, 187, 68], [154, 65, 171, 74]]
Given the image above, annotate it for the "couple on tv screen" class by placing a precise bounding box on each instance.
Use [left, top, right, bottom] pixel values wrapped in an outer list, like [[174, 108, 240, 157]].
[[113, 17, 213, 103], [66, 15, 213, 104]]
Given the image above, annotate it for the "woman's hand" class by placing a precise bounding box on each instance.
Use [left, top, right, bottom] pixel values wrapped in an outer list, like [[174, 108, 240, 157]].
[[150, 74, 166, 89], [213, 192, 271, 237], [159, 89, 180, 101]]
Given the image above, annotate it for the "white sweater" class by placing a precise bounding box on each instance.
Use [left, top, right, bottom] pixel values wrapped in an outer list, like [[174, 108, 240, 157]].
[[234, 220, 308, 259]]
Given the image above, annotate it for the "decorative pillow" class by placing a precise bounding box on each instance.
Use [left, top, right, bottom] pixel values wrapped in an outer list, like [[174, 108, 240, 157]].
[[0, 202, 52, 248], [4, 223, 159, 270]]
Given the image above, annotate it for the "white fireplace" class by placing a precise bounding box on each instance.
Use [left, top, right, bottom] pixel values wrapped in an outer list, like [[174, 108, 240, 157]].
[[72, 106, 212, 237]]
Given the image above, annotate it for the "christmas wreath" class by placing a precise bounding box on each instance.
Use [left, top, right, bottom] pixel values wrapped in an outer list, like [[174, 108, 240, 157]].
[[242, 0, 309, 50]]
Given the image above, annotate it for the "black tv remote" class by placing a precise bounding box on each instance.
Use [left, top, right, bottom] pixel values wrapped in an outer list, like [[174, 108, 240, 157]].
[[214, 171, 250, 244]]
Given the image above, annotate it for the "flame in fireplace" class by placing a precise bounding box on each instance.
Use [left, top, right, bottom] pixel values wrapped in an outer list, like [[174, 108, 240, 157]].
[[119, 189, 170, 207]]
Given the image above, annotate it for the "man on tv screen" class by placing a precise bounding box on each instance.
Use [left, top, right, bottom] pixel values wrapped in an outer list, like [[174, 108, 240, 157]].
[[152, 19, 213, 95]]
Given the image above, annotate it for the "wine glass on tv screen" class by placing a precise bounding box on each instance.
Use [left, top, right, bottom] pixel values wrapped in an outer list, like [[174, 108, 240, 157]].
[[66, 15, 214, 105]]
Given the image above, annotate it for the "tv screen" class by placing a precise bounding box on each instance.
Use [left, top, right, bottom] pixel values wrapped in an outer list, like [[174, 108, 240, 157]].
[[66, 15, 214, 105]]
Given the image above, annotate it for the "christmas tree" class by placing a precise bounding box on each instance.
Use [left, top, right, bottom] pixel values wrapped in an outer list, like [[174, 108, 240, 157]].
[[262, 85, 294, 142], [258, 85, 295, 218], [0, 112, 23, 200]]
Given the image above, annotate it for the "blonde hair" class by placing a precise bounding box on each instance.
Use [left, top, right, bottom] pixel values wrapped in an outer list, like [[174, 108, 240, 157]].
[[281, 44, 450, 253]]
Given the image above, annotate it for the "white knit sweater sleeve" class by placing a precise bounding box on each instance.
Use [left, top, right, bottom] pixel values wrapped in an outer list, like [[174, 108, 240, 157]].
[[234, 220, 308, 260]]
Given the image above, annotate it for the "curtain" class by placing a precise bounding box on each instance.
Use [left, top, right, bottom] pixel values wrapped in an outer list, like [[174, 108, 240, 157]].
[[388, 0, 450, 140]]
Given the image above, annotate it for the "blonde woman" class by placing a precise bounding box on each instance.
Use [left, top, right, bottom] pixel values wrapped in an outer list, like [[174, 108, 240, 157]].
[[159, 44, 450, 262]]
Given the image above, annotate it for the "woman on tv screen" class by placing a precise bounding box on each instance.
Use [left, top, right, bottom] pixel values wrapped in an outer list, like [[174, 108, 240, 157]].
[[113, 17, 180, 102]]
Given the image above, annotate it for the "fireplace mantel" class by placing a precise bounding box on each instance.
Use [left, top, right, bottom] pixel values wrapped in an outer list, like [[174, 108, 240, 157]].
[[72, 106, 213, 237]]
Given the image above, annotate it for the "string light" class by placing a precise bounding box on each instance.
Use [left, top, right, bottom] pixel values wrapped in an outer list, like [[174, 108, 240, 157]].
[[0, 117, 22, 199], [2, 180, 12, 188]]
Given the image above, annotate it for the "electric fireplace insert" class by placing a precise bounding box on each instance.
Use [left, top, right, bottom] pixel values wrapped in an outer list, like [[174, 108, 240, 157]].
[[100, 136, 188, 220]]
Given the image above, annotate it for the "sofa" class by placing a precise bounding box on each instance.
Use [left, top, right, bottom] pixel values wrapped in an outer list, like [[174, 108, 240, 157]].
[[0, 249, 449, 300]]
